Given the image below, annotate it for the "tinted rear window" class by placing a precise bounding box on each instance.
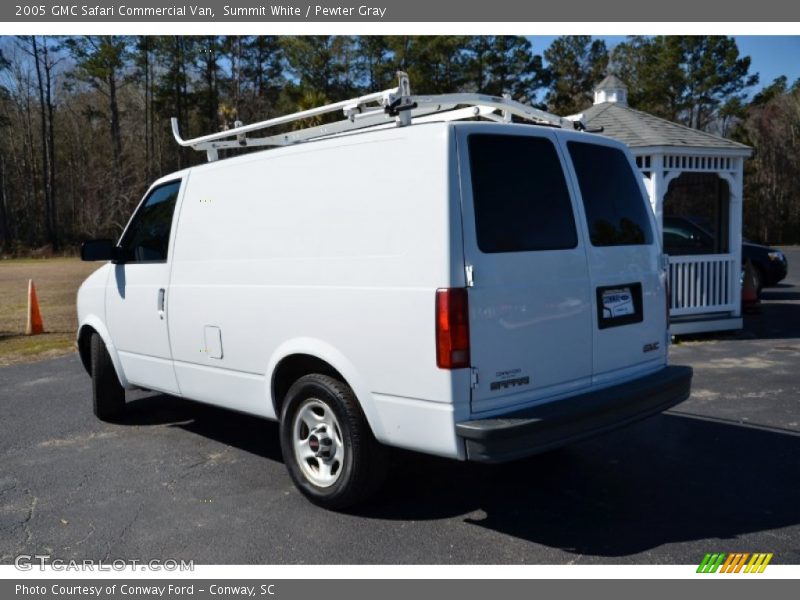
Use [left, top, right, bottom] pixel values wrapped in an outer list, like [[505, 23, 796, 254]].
[[568, 142, 653, 246], [468, 134, 577, 253]]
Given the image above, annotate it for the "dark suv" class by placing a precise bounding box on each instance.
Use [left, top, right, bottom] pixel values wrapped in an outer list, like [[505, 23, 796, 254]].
[[662, 216, 788, 291]]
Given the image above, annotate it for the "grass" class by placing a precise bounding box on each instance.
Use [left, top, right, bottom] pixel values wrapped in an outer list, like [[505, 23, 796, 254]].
[[0, 257, 99, 366]]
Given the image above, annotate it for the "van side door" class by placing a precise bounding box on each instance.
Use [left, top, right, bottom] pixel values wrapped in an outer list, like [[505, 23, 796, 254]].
[[105, 179, 183, 395]]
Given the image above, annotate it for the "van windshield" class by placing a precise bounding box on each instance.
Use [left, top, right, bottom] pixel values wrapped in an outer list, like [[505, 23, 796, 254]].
[[468, 134, 578, 253], [568, 142, 653, 247]]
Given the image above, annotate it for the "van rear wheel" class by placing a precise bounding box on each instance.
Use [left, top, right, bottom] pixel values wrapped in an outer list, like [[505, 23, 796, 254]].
[[90, 333, 125, 421], [280, 374, 384, 510]]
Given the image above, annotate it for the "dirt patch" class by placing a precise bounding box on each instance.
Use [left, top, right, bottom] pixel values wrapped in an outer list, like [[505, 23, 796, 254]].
[[37, 431, 117, 448], [691, 356, 781, 370]]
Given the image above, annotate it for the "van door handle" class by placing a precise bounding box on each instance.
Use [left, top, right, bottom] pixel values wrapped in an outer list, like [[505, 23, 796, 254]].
[[157, 288, 165, 320]]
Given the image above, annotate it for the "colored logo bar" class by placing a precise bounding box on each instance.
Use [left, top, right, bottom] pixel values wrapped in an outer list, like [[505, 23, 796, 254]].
[[697, 553, 773, 573]]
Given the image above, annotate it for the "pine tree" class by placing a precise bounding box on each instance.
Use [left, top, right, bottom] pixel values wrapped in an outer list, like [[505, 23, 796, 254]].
[[611, 36, 758, 131], [543, 36, 608, 115], [467, 36, 549, 103], [63, 36, 131, 195]]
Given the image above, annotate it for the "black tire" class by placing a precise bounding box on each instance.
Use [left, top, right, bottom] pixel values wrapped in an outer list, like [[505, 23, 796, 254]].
[[90, 332, 125, 421], [279, 374, 385, 510], [752, 264, 764, 294]]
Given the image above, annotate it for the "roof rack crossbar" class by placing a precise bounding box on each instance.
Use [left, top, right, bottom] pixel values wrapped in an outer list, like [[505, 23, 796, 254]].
[[171, 72, 582, 162], [196, 103, 464, 153]]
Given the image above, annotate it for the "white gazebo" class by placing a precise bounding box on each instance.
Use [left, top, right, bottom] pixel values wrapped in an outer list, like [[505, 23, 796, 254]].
[[575, 76, 753, 335]]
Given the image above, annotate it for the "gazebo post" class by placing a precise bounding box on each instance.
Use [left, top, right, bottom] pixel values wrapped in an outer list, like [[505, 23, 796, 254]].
[[650, 154, 665, 232], [727, 158, 745, 319]]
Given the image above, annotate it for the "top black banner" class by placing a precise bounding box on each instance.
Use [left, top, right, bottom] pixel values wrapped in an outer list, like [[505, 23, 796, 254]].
[[4, 0, 800, 21]]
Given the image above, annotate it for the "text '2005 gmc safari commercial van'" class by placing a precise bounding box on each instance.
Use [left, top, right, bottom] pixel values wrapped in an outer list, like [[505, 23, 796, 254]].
[[78, 76, 692, 509]]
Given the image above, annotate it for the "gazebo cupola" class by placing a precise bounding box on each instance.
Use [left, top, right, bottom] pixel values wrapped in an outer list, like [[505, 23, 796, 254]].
[[593, 74, 628, 106]]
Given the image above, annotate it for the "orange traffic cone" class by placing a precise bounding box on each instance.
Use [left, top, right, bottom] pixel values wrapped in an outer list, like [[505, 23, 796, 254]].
[[741, 260, 760, 314], [25, 279, 44, 335]]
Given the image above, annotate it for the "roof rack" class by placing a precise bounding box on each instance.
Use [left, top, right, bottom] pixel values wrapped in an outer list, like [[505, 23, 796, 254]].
[[171, 72, 587, 162]]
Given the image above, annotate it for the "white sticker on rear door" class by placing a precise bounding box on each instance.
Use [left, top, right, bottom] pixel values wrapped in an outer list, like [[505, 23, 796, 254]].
[[602, 287, 634, 318]]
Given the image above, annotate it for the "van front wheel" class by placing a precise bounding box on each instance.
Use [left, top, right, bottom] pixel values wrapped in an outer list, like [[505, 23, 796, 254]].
[[90, 332, 125, 421], [280, 374, 384, 509]]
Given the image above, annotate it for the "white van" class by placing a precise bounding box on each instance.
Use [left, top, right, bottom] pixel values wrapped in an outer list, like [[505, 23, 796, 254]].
[[77, 81, 692, 508]]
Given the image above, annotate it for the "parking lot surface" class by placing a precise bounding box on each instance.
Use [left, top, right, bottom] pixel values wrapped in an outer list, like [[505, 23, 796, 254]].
[[1, 248, 799, 564]]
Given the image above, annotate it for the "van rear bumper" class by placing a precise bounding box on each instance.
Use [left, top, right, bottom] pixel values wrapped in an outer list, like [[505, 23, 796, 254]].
[[456, 365, 692, 463]]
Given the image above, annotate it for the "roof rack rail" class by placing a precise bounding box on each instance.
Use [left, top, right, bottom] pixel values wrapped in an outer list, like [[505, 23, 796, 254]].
[[171, 72, 585, 162]]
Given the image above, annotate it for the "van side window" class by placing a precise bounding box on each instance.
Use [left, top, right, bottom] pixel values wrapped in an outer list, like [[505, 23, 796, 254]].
[[567, 142, 653, 247], [468, 134, 578, 253], [118, 180, 181, 262]]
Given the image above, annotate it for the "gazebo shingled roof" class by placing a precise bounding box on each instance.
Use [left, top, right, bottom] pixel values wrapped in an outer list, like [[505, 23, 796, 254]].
[[594, 74, 628, 91], [578, 102, 750, 151]]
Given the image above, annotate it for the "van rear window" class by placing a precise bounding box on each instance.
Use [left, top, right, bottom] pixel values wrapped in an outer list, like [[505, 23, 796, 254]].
[[468, 134, 577, 253], [567, 142, 653, 247]]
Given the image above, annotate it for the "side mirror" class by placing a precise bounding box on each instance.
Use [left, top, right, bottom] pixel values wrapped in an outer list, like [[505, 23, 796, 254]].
[[81, 239, 116, 262]]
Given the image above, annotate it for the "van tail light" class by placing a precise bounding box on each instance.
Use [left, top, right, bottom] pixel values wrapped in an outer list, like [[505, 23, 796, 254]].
[[435, 288, 471, 369]]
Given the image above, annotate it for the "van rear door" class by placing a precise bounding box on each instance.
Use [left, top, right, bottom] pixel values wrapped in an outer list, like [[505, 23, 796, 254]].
[[559, 135, 668, 385], [456, 127, 593, 415]]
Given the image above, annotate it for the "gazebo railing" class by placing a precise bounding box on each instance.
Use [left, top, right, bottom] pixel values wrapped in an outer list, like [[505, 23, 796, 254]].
[[663, 154, 735, 173], [668, 254, 738, 317]]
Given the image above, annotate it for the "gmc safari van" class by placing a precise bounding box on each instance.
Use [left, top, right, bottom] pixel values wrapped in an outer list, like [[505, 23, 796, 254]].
[[77, 81, 692, 508]]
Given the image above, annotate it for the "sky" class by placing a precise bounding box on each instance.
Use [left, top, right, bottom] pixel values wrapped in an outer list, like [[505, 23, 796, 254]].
[[529, 35, 800, 96]]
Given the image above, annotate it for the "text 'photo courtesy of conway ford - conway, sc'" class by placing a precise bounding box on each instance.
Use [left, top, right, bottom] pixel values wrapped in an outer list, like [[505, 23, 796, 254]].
[[77, 74, 692, 510]]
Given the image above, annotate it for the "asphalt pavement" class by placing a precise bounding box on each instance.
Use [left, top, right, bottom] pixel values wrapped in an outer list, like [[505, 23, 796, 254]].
[[1, 249, 799, 565]]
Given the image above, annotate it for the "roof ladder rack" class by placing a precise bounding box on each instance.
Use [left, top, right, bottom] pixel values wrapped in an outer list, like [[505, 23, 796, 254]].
[[171, 72, 586, 162]]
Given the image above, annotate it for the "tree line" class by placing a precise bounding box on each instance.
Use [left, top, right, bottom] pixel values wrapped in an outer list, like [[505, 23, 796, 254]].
[[0, 34, 797, 253]]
